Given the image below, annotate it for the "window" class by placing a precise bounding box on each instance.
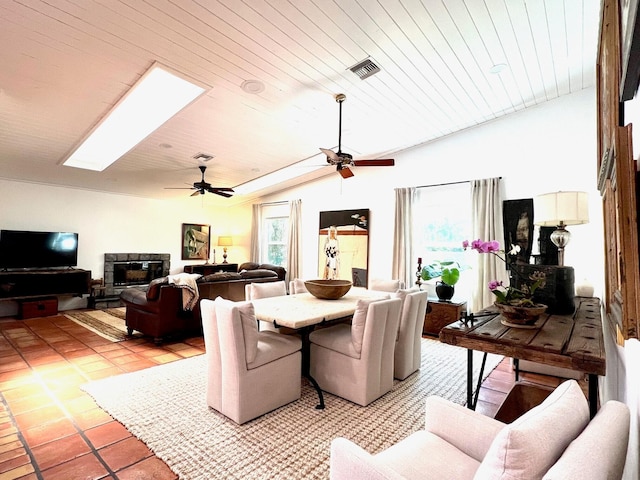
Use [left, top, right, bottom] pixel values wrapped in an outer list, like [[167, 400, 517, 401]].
[[260, 204, 289, 267], [413, 182, 471, 270]]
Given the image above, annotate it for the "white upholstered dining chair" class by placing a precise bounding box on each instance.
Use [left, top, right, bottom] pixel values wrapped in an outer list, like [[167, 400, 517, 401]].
[[393, 289, 428, 380], [245, 280, 288, 331], [211, 296, 302, 424], [200, 298, 222, 412], [309, 297, 402, 406], [289, 278, 308, 294], [369, 278, 405, 292]]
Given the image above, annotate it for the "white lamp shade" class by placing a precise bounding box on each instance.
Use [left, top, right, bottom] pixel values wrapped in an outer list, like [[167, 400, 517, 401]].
[[534, 191, 589, 227], [217, 236, 233, 247]]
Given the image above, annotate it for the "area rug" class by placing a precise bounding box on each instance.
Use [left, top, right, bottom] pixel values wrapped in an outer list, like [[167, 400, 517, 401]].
[[65, 307, 131, 342], [81, 338, 503, 480]]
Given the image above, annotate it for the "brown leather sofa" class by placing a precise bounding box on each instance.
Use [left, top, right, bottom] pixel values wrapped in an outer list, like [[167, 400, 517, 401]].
[[119, 263, 285, 344]]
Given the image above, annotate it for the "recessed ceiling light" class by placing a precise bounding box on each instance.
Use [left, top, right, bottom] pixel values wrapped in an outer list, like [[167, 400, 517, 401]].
[[159, 143, 173, 149], [489, 63, 508, 74], [62, 62, 207, 171], [241, 79, 265, 94]]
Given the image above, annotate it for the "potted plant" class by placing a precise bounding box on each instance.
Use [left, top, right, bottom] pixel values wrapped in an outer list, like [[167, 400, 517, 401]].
[[463, 239, 547, 325], [420, 260, 460, 301]]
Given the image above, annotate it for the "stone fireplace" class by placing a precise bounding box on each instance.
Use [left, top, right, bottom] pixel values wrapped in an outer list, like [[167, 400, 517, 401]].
[[104, 253, 170, 297]]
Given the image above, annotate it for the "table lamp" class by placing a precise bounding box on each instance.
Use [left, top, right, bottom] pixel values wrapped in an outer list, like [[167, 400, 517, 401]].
[[217, 236, 233, 263], [533, 191, 589, 267]]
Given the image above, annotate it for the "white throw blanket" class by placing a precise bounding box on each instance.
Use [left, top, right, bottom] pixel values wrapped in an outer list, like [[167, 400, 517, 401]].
[[167, 273, 201, 310]]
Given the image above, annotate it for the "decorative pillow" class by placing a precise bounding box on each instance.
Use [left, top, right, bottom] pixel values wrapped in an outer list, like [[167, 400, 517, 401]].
[[351, 297, 388, 354], [249, 281, 286, 299], [474, 379, 590, 479], [146, 276, 168, 301], [240, 269, 278, 279], [259, 264, 286, 279], [369, 278, 403, 292], [238, 262, 260, 272]]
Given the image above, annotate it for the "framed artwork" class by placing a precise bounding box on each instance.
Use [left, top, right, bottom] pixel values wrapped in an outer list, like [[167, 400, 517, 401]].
[[620, 0, 640, 100], [318, 209, 369, 286], [181, 223, 210, 261], [502, 199, 534, 266]]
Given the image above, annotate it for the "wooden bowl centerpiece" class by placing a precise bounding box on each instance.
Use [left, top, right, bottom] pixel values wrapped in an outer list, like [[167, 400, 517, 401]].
[[304, 279, 352, 300]]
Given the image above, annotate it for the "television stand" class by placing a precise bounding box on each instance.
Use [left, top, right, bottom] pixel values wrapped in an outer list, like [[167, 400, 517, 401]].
[[0, 269, 91, 300]]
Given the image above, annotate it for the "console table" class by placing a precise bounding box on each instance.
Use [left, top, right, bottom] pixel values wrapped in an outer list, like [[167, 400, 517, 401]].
[[184, 263, 238, 275], [439, 297, 605, 418], [0, 268, 91, 300]]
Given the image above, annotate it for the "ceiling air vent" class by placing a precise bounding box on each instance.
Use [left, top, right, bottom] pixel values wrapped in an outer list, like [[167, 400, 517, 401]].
[[349, 58, 380, 80], [192, 153, 214, 162]]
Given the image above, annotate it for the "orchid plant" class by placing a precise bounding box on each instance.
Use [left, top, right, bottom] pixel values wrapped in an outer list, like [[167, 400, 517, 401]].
[[463, 239, 546, 307]]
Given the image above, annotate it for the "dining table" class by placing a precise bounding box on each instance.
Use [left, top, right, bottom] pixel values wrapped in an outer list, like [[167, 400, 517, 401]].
[[250, 287, 389, 409]]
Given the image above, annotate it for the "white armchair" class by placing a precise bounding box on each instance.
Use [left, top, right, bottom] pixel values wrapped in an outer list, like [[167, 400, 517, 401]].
[[330, 379, 630, 480], [393, 290, 428, 380], [309, 297, 402, 406], [213, 296, 302, 424]]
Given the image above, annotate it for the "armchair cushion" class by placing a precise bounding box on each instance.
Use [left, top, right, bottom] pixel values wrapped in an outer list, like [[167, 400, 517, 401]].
[[475, 379, 589, 479], [248, 331, 302, 369], [311, 324, 360, 359]]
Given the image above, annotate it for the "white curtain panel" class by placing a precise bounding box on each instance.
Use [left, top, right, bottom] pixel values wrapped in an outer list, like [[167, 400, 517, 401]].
[[250, 203, 262, 262], [470, 178, 506, 313], [392, 187, 418, 291], [287, 199, 302, 284]]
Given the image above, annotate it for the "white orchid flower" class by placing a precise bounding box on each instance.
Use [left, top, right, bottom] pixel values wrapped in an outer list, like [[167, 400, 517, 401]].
[[508, 244, 521, 256]]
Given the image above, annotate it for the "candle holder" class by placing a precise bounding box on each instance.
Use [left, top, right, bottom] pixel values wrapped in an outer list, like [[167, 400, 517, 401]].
[[415, 259, 423, 289]]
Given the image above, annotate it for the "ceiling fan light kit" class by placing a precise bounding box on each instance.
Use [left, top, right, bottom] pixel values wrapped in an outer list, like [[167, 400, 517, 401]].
[[320, 93, 395, 179]]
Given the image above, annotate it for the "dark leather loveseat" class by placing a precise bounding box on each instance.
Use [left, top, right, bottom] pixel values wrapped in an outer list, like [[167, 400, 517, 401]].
[[119, 262, 285, 344]]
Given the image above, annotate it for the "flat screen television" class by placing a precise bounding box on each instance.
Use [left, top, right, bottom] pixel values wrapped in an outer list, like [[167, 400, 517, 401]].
[[0, 230, 79, 269]]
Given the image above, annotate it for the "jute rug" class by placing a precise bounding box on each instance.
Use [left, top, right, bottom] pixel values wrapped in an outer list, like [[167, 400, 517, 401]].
[[82, 338, 503, 480], [65, 307, 133, 342]]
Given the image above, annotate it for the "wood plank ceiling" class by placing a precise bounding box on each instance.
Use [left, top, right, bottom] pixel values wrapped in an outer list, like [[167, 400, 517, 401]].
[[0, 0, 600, 203]]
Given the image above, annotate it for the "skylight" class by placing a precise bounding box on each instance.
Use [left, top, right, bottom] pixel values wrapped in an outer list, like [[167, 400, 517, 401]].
[[233, 153, 331, 195], [62, 63, 207, 171]]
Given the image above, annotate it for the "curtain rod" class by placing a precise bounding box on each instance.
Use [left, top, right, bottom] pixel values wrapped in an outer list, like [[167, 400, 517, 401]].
[[416, 177, 501, 189], [259, 200, 288, 206]]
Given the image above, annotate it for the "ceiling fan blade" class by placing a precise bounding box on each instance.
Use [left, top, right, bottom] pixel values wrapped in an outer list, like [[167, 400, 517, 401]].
[[212, 190, 233, 198], [320, 148, 340, 162], [165, 187, 196, 190], [338, 166, 354, 179], [190, 190, 202, 197], [352, 159, 395, 167]]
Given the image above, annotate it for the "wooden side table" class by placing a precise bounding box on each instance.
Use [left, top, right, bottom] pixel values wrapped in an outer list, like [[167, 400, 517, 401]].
[[423, 298, 467, 336]]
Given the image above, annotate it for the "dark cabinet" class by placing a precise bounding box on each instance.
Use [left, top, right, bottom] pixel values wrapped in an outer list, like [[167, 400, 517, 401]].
[[0, 269, 91, 299]]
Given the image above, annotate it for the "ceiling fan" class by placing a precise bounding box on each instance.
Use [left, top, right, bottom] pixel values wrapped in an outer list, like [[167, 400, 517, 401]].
[[165, 165, 234, 198], [320, 93, 395, 179]]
